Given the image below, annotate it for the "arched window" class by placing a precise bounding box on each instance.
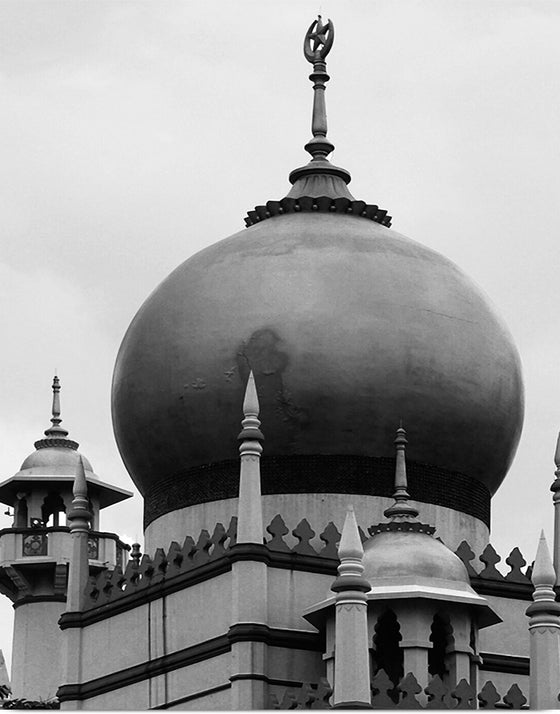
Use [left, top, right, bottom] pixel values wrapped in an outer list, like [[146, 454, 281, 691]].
[[14, 494, 28, 528], [372, 609, 403, 687], [428, 612, 454, 681], [41, 492, 66, 527]]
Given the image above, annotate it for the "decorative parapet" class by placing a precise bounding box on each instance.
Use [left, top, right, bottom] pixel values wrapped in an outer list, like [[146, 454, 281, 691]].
[[83, 518, 238, 610], [269, 671, 529, 709], [454, 541, 534, 599], [79, 515, 535, 615]]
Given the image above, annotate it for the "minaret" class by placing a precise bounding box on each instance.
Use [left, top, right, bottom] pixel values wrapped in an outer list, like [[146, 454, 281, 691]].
[[0, 376, 132, 701], [550, 432, 560, 583], [229, 372, 268, 710], [364, 425, 497, 693], [526, 531, 560, 710], [330, 505, 372, 708]]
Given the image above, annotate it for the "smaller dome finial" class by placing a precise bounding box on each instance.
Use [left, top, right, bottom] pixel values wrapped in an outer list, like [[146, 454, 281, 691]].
[[43, 375, 69, 439], [383, 424, 420, 521]]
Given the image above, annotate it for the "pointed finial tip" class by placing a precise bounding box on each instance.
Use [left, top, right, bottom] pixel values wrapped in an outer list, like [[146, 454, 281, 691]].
[[532, 529, 556, 588], [554, 431, 560, 468], [242, 370, 259, 417], [338, 504, 363, 560]]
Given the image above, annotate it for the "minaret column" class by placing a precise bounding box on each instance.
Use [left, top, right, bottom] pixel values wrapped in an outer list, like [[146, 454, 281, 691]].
[[59, 457, 92, 711], [331, 506, 372, 708], [229, 372, 268, 710], [396, 605, 434, 692], [526, 531, 560, 709]]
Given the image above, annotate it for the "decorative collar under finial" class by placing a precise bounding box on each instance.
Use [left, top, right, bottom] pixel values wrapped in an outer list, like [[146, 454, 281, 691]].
[[35, 375, 79, 451], [287, 16, 353, 199], [383, 424, 420, 521]]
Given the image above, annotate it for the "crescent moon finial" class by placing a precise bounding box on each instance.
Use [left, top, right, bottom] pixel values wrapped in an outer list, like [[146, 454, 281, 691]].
[[303, 15, 334, 64]]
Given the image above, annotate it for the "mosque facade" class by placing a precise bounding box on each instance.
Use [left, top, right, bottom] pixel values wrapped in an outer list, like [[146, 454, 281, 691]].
[[0, 16, 559, 710]]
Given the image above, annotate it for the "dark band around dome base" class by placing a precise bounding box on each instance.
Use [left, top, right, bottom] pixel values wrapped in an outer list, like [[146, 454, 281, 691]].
[[142, 454, 490, 530]]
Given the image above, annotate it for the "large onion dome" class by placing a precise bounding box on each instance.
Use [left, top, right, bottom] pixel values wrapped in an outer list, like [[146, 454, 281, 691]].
[[111, 17, 523, 530]]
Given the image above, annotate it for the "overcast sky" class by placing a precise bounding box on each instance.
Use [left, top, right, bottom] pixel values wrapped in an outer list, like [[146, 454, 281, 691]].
[[1, 0, 559, 675]]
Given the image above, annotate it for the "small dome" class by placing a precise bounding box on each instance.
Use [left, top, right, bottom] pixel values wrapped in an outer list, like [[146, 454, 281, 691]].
[[20, 447, 93, 476], [362, 528, 469, 585]]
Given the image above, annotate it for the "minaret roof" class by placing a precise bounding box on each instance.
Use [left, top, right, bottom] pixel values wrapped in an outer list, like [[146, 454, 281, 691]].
[[0, 376, 133, 510]]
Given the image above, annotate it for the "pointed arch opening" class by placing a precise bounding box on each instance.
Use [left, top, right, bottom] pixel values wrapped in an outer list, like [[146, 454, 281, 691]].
[[428, 612, 454, 682], [41, 492, 66, 527], [372, 609, 403, 688]]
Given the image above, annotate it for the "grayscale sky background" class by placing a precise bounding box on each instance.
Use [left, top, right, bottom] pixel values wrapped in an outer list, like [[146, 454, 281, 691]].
[[1, 0, 559, 675]]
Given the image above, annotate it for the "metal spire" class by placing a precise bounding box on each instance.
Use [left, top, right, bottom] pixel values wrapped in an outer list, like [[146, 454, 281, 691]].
[[44, 375, 69, 438], [287, 16, 353, 199], [383, 424, 420, 521]]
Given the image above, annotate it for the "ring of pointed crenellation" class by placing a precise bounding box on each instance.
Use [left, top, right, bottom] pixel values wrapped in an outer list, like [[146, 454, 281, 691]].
[[34, 437, 79, 450], [368, 521, 436, 536], [244, 196, 392, 228], [79, 513, 534, 613]]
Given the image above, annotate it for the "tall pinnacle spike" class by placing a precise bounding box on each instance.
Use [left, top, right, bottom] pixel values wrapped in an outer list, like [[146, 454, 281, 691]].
[[383, 424, 419, 521], [532, 530, 556, 590], [526, 529, 560, 709], [236, 371, 264, 545], [65, 456, 92, 614], [44, 375, 69, 438], [73, 456, 88, 503], [331, 504, 371, 707], [287, 16, 353, 199]]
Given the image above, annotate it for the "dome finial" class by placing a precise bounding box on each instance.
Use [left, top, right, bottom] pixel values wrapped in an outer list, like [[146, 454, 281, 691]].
[[44, 374, 69, 439], [287, 16, 353, 199], [383, 423, 420, 521], [302, 15, 335, 162]]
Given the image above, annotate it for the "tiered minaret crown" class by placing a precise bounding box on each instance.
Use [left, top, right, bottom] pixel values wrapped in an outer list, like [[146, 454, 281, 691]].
[[34, 375, 79, 451]]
